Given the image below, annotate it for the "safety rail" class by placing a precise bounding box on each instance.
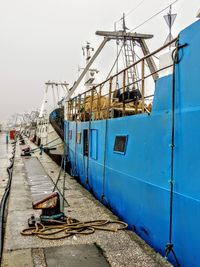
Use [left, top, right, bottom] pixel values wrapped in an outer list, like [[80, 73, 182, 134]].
[[65, 37, 177, 121]]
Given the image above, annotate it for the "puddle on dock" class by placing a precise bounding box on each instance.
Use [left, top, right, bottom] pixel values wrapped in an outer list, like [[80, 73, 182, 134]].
[[23, 157, 54, 200]]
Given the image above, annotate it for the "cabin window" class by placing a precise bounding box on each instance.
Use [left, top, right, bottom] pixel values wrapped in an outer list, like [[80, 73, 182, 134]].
[[114, 135, 128, 154], [90, 129, 98, 160], [69, 130, 72, 140], [76, 132, 81, 144], [83, 129, 89, 156]]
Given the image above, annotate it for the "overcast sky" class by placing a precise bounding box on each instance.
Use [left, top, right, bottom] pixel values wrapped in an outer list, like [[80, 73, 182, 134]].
[[0, 0, 199, 122]]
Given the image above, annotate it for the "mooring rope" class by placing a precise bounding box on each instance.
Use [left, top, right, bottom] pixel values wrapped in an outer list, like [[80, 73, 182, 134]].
[[21, 218, 128, 240]]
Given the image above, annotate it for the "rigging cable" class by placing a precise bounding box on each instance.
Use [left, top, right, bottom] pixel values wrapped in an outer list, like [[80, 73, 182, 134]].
[[114, 0, 146, 24], [100, 43, 124, 92], [130, 0, 178, 32], [135, 42, 159, 60], [105, 44, 124, 80], [125, 0, 146, 18], [115, 22, 120, 89]]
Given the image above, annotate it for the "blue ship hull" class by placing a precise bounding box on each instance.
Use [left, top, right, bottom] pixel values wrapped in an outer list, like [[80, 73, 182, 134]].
[[64, 20, 200, 267]]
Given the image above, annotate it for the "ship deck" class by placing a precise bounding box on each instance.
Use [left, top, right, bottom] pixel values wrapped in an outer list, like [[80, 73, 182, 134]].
[[1, 134, 172, 267]]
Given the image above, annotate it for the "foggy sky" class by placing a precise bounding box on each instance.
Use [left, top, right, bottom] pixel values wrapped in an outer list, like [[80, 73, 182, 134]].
[[0, 0, 199, 122]]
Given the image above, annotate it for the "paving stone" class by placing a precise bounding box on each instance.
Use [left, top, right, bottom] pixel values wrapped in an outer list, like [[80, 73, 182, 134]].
[[2, 249, 34, 267], [44, 244, 110, 267]]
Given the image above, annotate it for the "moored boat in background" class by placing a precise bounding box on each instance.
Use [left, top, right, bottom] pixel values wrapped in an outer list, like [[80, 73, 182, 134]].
[[34, 82, 68, 164]]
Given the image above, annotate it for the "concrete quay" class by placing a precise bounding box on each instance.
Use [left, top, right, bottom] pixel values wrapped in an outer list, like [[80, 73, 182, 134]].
[[1, 138, 172, 267]]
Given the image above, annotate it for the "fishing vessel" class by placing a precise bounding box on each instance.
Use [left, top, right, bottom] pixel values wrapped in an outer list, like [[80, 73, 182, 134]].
[[34, 82, 68, 164], [63, 12, 200, 267]]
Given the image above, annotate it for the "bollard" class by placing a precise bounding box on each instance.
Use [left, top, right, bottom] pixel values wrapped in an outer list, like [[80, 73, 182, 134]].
[[10, 129, 16, 140], [39, 144, 43, 155], [6, 132, 9, 144]]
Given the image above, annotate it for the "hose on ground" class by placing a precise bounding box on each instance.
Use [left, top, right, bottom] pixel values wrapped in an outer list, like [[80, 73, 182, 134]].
[[0, 139, 17, 262]]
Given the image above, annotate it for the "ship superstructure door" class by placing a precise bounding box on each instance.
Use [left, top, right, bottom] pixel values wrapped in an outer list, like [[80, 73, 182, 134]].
[[83, 129, 89, 157]]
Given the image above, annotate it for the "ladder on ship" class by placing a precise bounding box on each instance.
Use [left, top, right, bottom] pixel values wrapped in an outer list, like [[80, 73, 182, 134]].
[[122, 14, 140, 91], [123, 38, 139, 90]]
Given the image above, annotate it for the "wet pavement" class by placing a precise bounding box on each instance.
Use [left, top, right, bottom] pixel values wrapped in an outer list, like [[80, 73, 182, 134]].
[[23, 157, 54, 199], [1, 137, 172, 267]]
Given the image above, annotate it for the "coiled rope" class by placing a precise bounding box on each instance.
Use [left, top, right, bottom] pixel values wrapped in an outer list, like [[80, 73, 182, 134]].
[[21, 218, 128, 240]]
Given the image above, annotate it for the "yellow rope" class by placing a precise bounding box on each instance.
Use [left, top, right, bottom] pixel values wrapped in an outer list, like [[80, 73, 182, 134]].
[[21, 218, 128, 240]]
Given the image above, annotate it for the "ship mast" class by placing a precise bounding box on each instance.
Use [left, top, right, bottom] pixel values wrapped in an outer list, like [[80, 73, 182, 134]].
[[39, 81, 69, 118], [82, 43, 98, 91], [67, 28, 157, 101], [95, 30, 158, 82]]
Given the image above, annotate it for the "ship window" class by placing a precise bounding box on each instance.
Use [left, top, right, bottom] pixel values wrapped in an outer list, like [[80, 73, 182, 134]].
[[76, 132, 81, 144], [83, 129, 88, 156], [114, 135, 128, 154], [69, 130, 72, 140], [90, 129, 98, 160]]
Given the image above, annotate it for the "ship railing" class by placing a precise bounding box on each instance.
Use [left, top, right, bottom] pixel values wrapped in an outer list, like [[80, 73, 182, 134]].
[[65, 37, 177, 121]]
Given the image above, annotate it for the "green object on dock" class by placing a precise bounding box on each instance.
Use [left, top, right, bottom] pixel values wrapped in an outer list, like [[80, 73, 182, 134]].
[[6, 133, 9, 144]]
